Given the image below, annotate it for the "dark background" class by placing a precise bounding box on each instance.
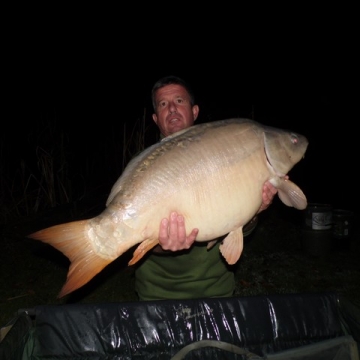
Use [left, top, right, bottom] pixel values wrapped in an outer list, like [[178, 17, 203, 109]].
[[3, 14, 357, 217]]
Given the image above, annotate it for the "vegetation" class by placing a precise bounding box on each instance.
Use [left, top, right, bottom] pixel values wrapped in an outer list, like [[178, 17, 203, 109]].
[[0, 111, 153, 224]]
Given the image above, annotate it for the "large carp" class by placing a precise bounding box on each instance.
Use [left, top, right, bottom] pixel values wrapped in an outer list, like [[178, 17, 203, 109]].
[[29, 118, 308, 297]]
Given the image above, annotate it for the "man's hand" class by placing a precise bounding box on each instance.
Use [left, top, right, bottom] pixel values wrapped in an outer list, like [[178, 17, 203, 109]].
[[258, 181, 277, 213], [156, 212, 198, 252], [257, 177, 288, 213]]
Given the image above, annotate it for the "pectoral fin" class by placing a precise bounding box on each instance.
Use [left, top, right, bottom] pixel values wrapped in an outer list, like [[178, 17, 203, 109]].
[[219, 227, 244, 265], [128, 238, 159, 266], [277, 179, 307, 210]]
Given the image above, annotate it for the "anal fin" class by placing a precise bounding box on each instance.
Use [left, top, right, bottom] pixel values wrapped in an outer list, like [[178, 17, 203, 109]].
[[128, 238, 159, 266]]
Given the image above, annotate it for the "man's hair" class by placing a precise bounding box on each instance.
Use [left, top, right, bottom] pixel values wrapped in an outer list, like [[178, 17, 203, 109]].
[[151, 75, 195, 111]]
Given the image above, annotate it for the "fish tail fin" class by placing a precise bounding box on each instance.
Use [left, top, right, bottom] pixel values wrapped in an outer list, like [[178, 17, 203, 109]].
[[59, 251, 111, 298], [28, 220, 112, 298]]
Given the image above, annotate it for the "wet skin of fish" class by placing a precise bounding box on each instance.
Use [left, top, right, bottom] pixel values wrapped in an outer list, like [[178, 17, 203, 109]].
[[29, 118, 309, 297]]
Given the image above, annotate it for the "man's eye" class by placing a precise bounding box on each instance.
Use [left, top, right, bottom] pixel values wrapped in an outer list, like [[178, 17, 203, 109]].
[[176, 98, 184, 104]]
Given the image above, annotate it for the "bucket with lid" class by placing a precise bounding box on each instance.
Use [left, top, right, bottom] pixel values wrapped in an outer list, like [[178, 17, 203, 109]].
[[302, 203, 333, 256]]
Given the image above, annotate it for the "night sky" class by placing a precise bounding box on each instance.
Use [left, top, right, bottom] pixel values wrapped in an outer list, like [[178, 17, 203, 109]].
[[4, 23, 357, 216]]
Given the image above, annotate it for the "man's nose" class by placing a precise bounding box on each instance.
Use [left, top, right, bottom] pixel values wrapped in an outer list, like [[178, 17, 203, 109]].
[[169, 101, 177, 113]]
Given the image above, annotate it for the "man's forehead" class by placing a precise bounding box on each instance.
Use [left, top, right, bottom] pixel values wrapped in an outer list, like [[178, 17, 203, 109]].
[[156, 84, 189, 100]]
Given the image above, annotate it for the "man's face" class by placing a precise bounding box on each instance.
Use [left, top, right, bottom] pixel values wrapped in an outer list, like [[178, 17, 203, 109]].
[[152, 84, 199, 137]]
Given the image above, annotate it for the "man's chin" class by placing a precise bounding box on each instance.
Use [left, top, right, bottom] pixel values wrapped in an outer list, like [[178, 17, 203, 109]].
[[169, 123, 186, 134]]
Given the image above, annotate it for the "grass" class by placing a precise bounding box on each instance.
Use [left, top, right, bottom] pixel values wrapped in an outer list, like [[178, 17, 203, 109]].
[[235, 205, 360, 300]]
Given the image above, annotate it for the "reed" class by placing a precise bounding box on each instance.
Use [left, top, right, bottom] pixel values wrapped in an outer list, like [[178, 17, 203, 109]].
[[0, 109, 153, 225]]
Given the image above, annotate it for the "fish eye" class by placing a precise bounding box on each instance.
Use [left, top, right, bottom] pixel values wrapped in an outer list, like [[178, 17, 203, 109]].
[[291, 134, 299, 144]]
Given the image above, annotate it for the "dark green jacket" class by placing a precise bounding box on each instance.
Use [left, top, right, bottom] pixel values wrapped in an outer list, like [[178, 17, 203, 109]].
[[134, 216, 258, 301]]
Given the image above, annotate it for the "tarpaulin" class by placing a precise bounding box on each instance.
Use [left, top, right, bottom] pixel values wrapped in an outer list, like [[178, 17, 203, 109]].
[[1, 292, 359, 359]]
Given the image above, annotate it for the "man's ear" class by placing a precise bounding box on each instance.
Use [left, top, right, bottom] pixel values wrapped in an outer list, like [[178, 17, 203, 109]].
[[192, 105, 199, 121], [152, 113, 158, 124]]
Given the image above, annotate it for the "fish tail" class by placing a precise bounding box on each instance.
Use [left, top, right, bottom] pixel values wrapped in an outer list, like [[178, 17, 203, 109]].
[[28, 220, 112, 298]]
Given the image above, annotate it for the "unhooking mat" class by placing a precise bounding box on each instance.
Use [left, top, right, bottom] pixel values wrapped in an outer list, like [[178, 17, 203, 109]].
[[1, 292, 360, 359]]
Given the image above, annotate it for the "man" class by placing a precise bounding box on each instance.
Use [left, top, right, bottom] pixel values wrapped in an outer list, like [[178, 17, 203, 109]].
[[134, 76, 277, 300]]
